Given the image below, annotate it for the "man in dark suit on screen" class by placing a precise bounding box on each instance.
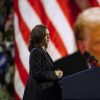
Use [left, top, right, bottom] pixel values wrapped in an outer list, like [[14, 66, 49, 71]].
[[55, 7, 100, 77]]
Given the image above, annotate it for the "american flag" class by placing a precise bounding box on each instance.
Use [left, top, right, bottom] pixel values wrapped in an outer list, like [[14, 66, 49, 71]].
[[14, 0, 100, 99]]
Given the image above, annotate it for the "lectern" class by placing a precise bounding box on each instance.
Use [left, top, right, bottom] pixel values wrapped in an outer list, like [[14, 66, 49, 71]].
[[61, 67, 100, 99]]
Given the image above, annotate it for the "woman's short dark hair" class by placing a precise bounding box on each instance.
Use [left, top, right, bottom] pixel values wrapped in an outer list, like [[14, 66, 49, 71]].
[[28, 25, 47, 52]]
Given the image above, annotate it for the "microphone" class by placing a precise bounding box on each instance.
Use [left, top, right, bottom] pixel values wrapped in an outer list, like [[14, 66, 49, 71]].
[[83, 51, 98, 67]]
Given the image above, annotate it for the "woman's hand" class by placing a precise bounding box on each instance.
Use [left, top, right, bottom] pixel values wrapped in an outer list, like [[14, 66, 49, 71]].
[[55, 69, 63, 78]]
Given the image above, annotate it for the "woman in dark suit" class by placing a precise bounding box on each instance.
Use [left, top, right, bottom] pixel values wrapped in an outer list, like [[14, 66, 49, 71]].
[[23, 25, 63, 100]]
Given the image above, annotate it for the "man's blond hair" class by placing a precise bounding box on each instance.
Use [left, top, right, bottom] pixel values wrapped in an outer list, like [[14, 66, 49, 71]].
[[74, 7, 100, 40]]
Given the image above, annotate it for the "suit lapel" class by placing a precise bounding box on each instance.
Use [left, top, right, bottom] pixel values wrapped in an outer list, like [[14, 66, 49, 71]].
[[44, 52, 54, 67], [41, 48, 54, 68]]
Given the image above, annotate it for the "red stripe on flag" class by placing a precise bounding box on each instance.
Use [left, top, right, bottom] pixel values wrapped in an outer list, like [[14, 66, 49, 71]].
[[28, 0, 68, 57], [68, 0, 81, 24], [14, 90, 20, 100], [89, 0, 100, 6], [15, 43, 28, 86], [14, 0, 30, 45]]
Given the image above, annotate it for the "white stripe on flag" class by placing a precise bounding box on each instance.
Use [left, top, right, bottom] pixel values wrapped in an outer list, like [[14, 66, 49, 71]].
[[14, 65, 25, 99], [47, 41, 62, 61], [18, 0, 42, 30], [14, 14, 29, 73]]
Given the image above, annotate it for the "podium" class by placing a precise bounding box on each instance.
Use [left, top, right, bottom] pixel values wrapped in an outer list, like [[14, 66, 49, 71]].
[[61, 67, 100, 99]]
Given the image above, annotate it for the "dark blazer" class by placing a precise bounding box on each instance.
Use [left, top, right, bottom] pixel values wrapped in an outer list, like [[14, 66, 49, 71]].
[[23, 48, 62, 100], [55, 51, 89, 77]]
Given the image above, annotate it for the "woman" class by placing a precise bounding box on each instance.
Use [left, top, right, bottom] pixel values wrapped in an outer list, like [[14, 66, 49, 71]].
[[23, 25, 63, 100]]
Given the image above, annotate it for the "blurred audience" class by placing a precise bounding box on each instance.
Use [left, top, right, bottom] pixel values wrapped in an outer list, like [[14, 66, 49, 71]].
[[0, 0, 14, 99]]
